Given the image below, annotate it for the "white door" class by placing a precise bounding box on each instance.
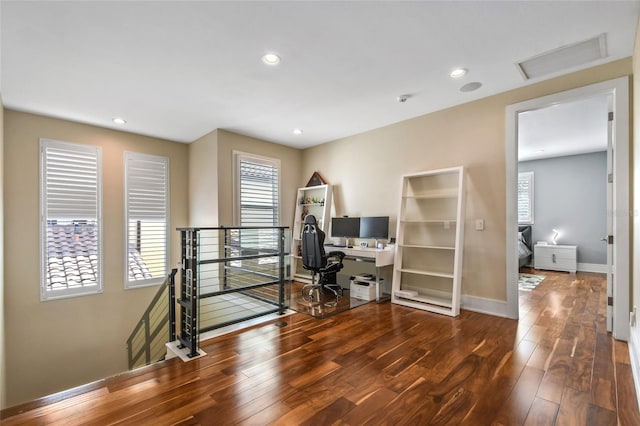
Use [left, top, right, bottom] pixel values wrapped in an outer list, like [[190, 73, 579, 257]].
[[606, 109, 614, 332]]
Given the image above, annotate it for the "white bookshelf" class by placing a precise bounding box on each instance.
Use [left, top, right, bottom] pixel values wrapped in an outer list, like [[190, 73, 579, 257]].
[[290, 184, 332, 283], [391, 167, 465, 316]]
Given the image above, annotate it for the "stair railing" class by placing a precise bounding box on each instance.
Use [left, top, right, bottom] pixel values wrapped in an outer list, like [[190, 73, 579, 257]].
[[126, 268, 178, 370], [126, 226, 290, 366], [176, 226, 290, 359]]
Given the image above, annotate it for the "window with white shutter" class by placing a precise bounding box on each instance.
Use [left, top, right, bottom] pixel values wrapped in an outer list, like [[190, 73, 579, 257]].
[[233, 153, 280, 267], [236, 153, 280, 227], [518, 171, 534, 224], [40, 139, 103, 300], [125, 152, 169, 288]]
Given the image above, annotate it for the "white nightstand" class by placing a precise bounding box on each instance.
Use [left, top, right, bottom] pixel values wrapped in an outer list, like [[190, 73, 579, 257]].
[[534, 244, 577, 273]]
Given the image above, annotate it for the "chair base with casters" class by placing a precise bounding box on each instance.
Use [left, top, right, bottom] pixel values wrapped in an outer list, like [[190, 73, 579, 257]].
[[301, 262, 344, 306]]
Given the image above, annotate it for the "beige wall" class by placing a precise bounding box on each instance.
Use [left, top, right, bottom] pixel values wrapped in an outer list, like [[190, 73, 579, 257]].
[[216, 129, 302, 228], [3, 110, 189, 406], [0, 97, 5, 409], [189, 129, 219, 226], [301, 58, 632, 302]]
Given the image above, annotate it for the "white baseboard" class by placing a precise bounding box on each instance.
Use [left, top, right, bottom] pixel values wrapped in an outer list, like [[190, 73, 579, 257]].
[[577, 263, 607, 273], [461, 294, 509, 318], [628, 324, 640, 415]]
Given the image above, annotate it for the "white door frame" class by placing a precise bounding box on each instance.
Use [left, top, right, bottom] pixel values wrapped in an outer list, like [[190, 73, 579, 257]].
[[606, 114, 614, 332], [505, 76, 630, 341]]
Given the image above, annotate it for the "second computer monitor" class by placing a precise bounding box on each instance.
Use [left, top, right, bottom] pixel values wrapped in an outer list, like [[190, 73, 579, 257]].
[[359, 216, 389, 239]]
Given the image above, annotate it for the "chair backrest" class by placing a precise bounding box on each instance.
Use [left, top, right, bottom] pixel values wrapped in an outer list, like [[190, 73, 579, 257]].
[[301, 215, 327, 271]]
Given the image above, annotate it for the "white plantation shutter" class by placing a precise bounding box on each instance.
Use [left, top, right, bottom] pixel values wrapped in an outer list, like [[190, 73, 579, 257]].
[[238, 155, 279, 226], [125, 152, 169, 288], [40, 139, 102, 300], [518, 171, 534, 224]]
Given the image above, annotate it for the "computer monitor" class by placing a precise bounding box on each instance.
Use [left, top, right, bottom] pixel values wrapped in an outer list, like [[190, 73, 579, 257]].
[[330, 217, 360, 238], [359, 216, 389, 239]]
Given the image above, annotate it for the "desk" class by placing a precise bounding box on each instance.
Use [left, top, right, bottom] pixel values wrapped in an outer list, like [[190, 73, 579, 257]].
[[325, 245, 395, 302]]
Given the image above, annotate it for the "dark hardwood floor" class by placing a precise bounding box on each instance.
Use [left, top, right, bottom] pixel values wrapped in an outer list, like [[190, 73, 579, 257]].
[[2, 270, 639, 425]]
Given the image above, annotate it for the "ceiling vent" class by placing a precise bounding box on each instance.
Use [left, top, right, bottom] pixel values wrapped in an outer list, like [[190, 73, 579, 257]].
[[516, 34, 607, 80]]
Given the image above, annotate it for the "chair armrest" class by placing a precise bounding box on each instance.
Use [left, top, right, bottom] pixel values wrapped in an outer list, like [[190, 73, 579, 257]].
[[327, 251, 345, 262]]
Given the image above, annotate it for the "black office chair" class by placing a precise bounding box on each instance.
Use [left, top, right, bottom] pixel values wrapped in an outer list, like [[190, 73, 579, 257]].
[[301, 215, 345, 304]]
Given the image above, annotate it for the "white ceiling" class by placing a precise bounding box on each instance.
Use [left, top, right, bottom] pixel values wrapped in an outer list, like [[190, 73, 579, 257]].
[[518, 94, 610, 161], [1, 1, 639, 149]]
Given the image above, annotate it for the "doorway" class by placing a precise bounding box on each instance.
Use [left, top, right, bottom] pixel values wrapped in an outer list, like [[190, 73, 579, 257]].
[[505, 77, 630, 341]]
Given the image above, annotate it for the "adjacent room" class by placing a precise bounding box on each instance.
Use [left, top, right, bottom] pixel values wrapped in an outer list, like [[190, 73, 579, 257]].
[[2, 1, 640, 424], [516, 95, 610, 292]]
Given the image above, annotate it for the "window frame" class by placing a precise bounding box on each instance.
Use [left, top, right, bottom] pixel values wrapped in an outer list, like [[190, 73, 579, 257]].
[[233, 151, 281, 227], [40, 138, 103, 301], [518, 171, 534, 225], [124, 151, 170, 289]]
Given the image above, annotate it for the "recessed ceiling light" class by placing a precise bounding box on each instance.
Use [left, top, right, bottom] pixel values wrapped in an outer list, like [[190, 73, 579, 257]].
[[293, 128, 303, 135], [459, 82, 482, 93], [112, 117, 126, 124], [262, 53, 280, 65], [535, 149, 545, 153], [450, 68, 467, 79]]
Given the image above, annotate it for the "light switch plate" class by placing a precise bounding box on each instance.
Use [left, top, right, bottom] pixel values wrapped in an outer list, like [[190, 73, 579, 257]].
[[475, 219, 484, 231]]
